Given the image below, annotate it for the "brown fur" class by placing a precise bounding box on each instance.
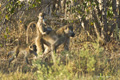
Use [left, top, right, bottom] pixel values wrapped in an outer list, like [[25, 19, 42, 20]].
[[26, 21, 36, 44], [7, 44, 37, 66], [40, 25, 75, 63], [35, 13, 47, 54], [26, 12, 47, 54]]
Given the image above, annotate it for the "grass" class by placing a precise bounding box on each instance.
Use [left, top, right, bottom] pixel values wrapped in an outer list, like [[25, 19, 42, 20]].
[[0, 70, 36, 80], [0, 41, 120, 80]]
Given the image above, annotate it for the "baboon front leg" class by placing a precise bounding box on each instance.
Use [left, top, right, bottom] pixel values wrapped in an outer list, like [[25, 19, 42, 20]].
[[25, 57, 29, 64], [64, 38, 70, 51], [51, 45, 56, 64], [24, 51, 30, 64], [24, 53, 30, 64]]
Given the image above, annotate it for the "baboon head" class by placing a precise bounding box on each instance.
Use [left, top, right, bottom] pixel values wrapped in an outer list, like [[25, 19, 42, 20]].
[[38, 12, 46, 19], [29, 45, 37, 56], [38, 12, 46, 25], [64, 25, 75, 37]]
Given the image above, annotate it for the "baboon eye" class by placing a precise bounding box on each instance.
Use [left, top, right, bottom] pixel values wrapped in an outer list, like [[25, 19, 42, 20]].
[[29, 46, 32, 48]]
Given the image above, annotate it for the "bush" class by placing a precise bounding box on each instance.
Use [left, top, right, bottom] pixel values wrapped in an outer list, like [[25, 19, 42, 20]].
[[31, 42, 120, 80]]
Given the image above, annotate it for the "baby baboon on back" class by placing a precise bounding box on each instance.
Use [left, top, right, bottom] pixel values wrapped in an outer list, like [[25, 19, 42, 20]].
[[35, 12, 48, 54], [7, 44, 37, 66], [26, 12, 52, 55], [36, 12, 47, 35]]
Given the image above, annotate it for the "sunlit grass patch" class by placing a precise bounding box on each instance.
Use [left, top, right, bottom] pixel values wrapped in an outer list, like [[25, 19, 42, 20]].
[[0, 70, 36, 80]]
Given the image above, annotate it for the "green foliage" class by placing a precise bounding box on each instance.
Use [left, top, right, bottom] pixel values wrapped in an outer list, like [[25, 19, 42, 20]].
[[74, 43, 104, 73], [4, 0, 41, 20], [4, 35, 7, 39], [0, 44, 2, 47], [5, 15, 9, 20], [30, 42, 120, 80], [107, 7, 113, 18], [114, 24, 120, 41], [3, 27, 9, 39]]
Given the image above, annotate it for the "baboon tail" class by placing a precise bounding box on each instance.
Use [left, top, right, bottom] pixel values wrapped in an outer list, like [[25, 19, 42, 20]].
[[26, 21, 37, 44]]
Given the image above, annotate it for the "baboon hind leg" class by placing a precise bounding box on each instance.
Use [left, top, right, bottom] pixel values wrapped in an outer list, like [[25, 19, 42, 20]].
[[35, 36, 44, 55]]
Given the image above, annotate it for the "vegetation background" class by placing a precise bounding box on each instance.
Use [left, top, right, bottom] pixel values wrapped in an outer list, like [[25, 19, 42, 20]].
[[0, 0, 120, 80]]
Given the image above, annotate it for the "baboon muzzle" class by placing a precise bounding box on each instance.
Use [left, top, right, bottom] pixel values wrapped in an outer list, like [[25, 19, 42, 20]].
[[71, 33, 75, 37]]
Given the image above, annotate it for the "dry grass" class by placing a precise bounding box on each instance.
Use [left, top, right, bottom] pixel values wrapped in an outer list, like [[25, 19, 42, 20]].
[[0, 22, 120, 80]]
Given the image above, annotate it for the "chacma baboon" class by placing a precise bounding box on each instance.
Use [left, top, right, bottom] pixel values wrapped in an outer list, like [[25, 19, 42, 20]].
[[35, 12, 50, 54], [7, 44, 37, 66], [37, 12, 47, 35], [40, 25, 75, 63], [26, 12, 52, 54]]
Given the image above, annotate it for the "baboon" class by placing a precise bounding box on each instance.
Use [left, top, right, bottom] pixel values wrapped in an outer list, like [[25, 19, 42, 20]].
[[36, 12, 47, 35], [35, 12, 53, 54], [26, 12, 52, 55], [40, 25, 75, 63], [7, 44, 37, 66]]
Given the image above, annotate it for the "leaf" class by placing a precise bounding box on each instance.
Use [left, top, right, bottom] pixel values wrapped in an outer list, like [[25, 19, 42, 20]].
[[5, 15, 9, 20], [0, 44, 2, 47], [91, 22, 94, 26], [6, 27, 9, 33], [8, 7, 11, 12], [83, 2, 86, 7], [32, 4, 35, 8], [20, 20, 22, 23], [10, 7, 15, 13], [4, 35, 7, 39], [36, 0, 41, 3], [86, 8, 90, 14]]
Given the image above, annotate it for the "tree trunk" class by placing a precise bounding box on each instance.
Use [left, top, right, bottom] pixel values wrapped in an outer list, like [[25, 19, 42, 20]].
[[112, 0, 117, 16], [118, 0, 120, 28], [102, 0, 110, 41]]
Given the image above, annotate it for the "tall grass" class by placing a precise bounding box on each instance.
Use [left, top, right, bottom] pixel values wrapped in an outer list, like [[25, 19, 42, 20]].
[[0, 69, 36, 80], [0, 42, 120, 80], [32, 42, 120, 80]]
